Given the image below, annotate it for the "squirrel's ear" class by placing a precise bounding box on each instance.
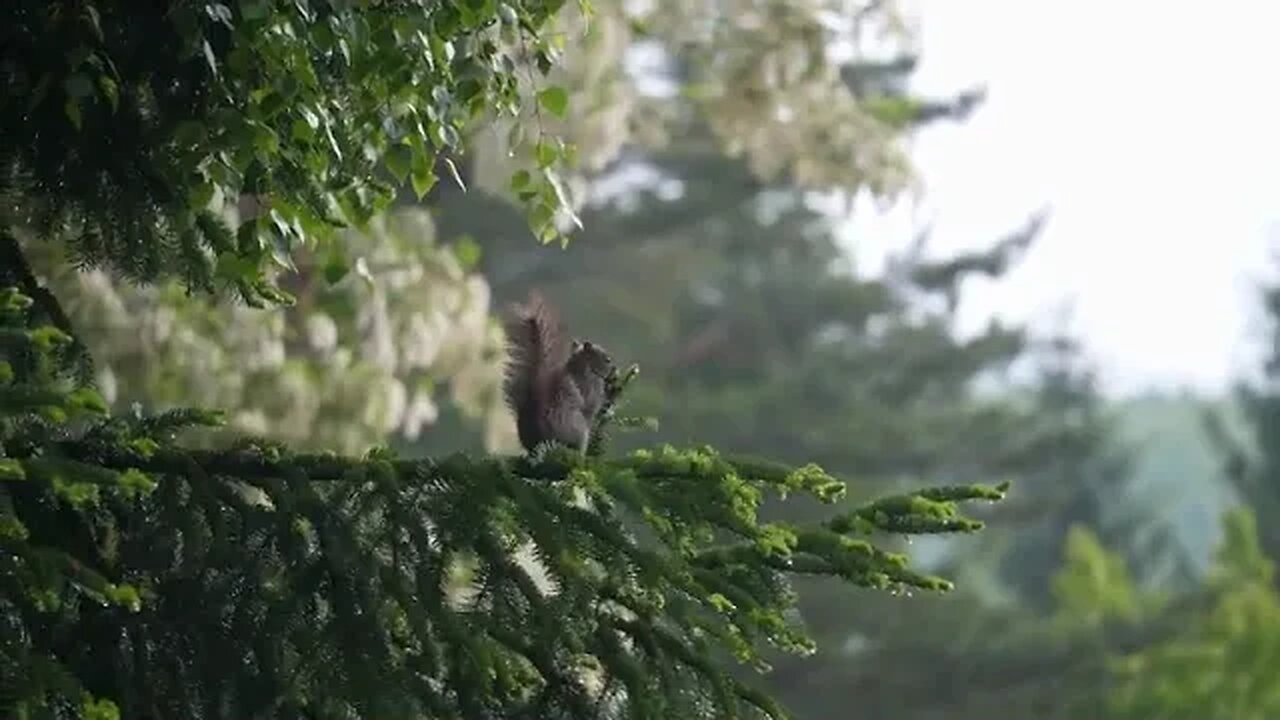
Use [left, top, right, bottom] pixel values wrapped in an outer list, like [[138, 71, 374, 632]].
[[571, 339, 583, 352], [581, 341, 595, 351]]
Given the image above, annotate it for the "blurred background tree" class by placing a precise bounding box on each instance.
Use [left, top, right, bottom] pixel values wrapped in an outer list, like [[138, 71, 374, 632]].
[[1108, 509, 1280, 720], [1207, 269, 1280, 562], [1101, 267, 1280, 720]]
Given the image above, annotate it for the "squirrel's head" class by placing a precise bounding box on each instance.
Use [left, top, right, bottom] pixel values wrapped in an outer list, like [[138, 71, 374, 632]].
[[570, 339, 614, 376]]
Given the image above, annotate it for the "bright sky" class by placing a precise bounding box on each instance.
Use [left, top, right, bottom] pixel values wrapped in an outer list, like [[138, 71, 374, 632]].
[[847, 0, 1280, 396]]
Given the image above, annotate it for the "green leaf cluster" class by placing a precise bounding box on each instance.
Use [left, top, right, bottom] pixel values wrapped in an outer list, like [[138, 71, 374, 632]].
[[1, 0, 577, 306], [1108, 510, 1280, 720], [1050, 525, 1144, 628]]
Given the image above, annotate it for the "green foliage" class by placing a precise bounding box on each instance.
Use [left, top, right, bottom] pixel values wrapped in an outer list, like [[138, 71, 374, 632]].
[[0, 285, 150, 720], [1108, 509, 1280, 720], [1051, 525, 1143, 628], [1208, 502, 1275, 588], [0, 279, 1008, 718], [0, 0, 578, 305]]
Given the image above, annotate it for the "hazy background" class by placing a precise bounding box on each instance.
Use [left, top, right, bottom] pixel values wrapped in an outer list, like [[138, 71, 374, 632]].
[[851, 0, 1280, 395]]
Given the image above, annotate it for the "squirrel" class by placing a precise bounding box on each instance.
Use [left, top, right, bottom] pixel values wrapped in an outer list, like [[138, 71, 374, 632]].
[[503, 291, 616, 453]]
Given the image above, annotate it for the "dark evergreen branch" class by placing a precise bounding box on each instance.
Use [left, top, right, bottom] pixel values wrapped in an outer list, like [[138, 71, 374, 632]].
[[0, 230, 96, 387], [1, 281, 1009, 720]]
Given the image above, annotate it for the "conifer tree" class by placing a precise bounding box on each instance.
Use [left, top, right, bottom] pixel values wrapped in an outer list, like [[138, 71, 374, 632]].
[[1107, 509, 1280, 720], [1206, 271, 1280, 562], [1087, 265, 1280, 720], [0, 3, 1006, 719]]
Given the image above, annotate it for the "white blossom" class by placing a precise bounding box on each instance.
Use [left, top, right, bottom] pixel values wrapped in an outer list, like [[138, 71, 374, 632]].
[[233, 409, 270, 436], [96, 366, 118, 405], [402, 391, 440, 440], [306, 313, 339, 354]]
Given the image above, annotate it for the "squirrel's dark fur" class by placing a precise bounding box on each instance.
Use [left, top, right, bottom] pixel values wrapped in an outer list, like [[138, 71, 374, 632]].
[[503, 291, 614, 453]]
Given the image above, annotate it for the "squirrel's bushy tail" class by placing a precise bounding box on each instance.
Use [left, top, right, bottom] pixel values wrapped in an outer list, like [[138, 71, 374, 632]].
[[503, 290, 570, 450]]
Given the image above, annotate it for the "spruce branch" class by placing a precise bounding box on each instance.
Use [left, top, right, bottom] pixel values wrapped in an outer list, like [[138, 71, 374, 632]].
[[1, 284, 1008, 719], [0, 231, 96, 387]]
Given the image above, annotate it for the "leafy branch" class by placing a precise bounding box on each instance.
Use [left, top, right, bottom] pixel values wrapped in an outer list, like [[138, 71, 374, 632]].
[[1, 0, 583, 306]]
